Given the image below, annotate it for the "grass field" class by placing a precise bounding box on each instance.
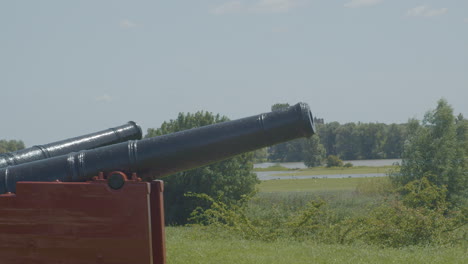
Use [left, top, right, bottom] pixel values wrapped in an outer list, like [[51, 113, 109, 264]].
[[166, 226, 467, 264], [166, 176, 467, 263], [253, 177, 392, 223], [257, 177, 381, 192], [254, 165, 296, 171]]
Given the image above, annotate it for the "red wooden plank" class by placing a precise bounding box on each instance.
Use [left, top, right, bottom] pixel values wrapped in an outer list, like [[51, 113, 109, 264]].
[[150, 181, 166, 264], [0, 178, 165, 264]]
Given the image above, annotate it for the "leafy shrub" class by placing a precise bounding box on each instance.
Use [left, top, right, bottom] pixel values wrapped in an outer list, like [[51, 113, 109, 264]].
[[358, 178, 466, 247], [362, 200, 465, 247], [343, 162, 353, 168], [187, 187, 467, 247], [326, 155, 343, 167], [187, 193, 266, 240], [400, 176, 448, 210]]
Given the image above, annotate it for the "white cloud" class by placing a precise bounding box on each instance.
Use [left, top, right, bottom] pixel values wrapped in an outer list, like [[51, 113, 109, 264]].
[[120, 19, 137, 29], [95, 94, 113, 103], [249, 0, 302, 13], [211, 1, 243, 15], [407, 6, 448, 17], [344, 0, 383, 8], [211, 0, 304, 15]]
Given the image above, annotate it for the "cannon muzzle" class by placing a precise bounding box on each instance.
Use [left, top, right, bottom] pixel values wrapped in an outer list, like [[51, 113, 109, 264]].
[[0, 103, 315, 194], [0, 122, 142, 168]]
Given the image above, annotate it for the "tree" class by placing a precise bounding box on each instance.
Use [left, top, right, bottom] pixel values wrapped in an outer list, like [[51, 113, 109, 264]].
[[145, 111, 259, 224], [0, 140, 25, 153], [356, 123, 386, 159], [326, 155, 343, 167], [303, 135, 326, 167], [252, 148, 268, 163], [317, 122, 339, 156], [335, 123, 359, 160], [382, 124, 406, 158], [455, 113, 468, 156], [318, 122, 407, 159], [392, 99, 467, 202]]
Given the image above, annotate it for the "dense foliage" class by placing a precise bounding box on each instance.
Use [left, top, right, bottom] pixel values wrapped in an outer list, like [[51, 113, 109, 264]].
[[317, 122, 407, 160], [0, 140, 25, 153], [392, 99, 468, 203], [267, 103, 407, 166], [325, 155, 343, 167], [145, 111, 259, 224], [189, 176, 466, 248]]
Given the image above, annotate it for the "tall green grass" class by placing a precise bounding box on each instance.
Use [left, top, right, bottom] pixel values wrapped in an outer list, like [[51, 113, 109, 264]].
[[249, 190, 384, 221], [258, 177, 387, 193], [166, 226, 467, 264], [166, 176, 467, 263]]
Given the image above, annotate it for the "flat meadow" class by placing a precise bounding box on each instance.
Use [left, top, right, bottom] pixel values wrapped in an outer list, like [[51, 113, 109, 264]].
[[166, 226, 466, 264], [165, 175, 467, 263]]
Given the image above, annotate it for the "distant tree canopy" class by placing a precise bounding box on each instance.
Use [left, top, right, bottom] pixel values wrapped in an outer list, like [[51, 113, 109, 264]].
[[0, 140, 25, 153], [266, 103, 407, 166], [317, 122, 407, 160], [145, 111, 259, 225], [392, 99, 468, 203]]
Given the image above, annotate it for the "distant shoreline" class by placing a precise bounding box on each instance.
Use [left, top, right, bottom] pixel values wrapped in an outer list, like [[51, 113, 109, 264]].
[[256, 172, 386, 181], [253, 159, 399, 180], [254, 159, 401, 169]]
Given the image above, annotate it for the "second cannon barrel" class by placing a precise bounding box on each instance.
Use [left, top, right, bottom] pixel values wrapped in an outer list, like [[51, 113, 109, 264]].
[[0, 121, 142, 168]]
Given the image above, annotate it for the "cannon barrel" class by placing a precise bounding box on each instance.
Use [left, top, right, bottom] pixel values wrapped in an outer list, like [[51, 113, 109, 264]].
[[0, 103, 315, 194], [0, 122, 142, 168]]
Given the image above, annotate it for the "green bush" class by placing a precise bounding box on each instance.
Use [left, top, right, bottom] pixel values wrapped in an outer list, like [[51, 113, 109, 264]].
[[187, 192, 267, 240], [362, 201, 464, 247], [400, 176, 448, 210], [355, 178, 466, 247], [187, 187, 467, 247], [326, 155, 343, 167]]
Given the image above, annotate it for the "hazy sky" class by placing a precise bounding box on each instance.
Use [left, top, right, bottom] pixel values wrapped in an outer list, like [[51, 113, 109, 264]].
[[1, 0, 467, 146]]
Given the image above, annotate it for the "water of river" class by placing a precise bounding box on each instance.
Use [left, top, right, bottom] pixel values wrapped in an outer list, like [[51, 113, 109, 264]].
[[254, 159, 401, 169], [255, 172, 386, 181], [253, 159, 400, 181]]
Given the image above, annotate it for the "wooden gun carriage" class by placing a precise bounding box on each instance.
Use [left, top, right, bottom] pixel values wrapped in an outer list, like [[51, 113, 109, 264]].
[[0, 103, 315, 264]]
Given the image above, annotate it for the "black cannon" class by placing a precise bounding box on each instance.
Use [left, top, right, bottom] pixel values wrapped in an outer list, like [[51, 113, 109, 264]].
[[0, 103, 315, 194], [0, 121, 142, 168]]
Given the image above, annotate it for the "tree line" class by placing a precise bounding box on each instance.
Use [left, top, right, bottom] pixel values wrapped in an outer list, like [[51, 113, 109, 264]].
[[255, 103, 408, 166]]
